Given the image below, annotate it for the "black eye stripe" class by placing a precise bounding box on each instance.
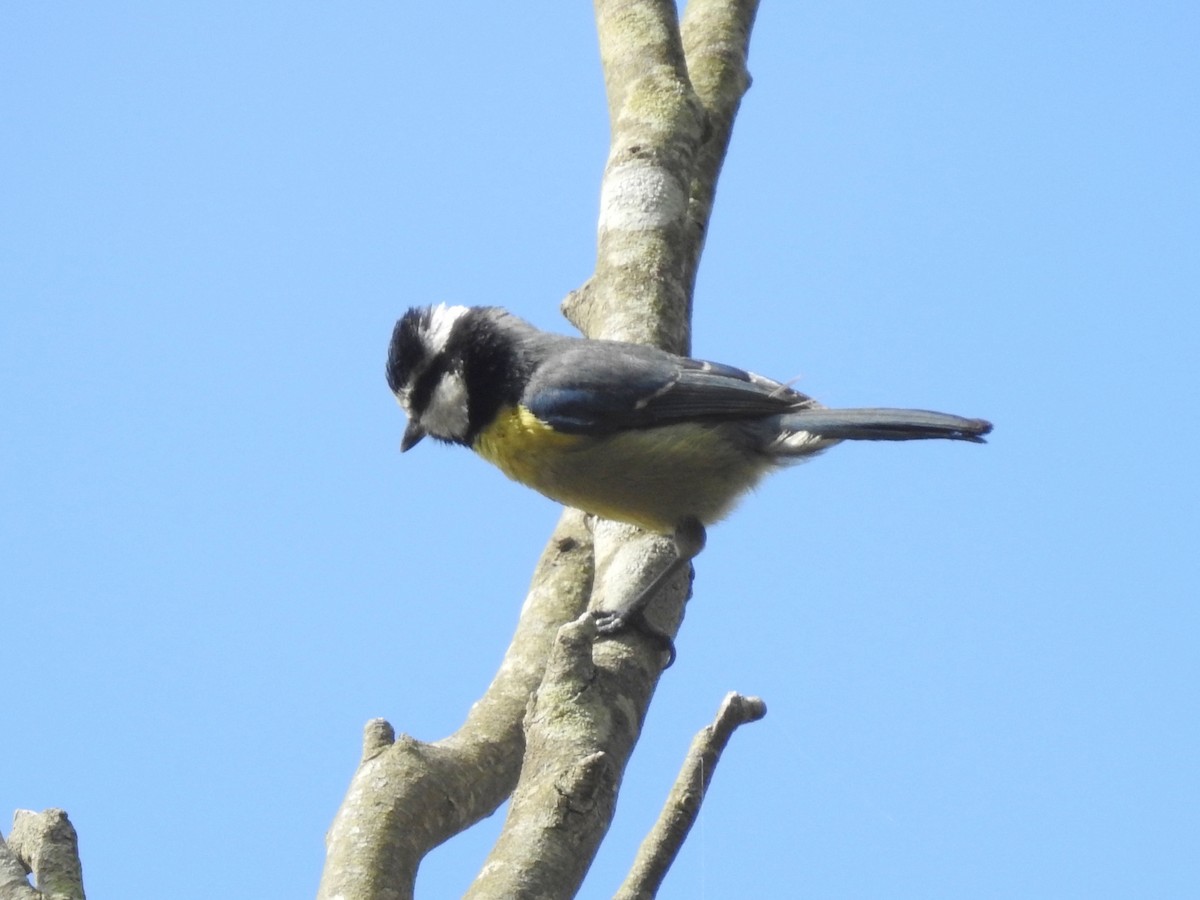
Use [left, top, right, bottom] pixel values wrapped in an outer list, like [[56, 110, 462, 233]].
[[408, 356, 453, 413]]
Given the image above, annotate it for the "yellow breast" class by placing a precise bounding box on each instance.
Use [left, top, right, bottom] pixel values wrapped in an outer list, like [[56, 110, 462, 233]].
[[473, 405, 583, 488], [470, 405, 765, 533]]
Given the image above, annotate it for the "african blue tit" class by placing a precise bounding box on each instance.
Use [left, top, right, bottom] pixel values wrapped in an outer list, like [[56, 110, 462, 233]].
[[386, 304, 991, 661]]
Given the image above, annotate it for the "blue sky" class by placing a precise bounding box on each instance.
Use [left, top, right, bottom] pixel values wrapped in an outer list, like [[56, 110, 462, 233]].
[[3, 3, 1197, 897]]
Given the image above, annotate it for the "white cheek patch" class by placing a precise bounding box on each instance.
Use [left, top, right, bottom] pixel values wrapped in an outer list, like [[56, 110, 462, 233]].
[[420, 370, 470, 441]]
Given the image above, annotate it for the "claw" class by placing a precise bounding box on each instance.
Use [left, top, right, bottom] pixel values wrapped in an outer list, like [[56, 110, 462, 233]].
[[591, 608, 676, 668]]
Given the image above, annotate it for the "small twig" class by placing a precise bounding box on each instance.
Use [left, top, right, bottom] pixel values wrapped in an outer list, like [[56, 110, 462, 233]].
[[615, 692, 768, 900]]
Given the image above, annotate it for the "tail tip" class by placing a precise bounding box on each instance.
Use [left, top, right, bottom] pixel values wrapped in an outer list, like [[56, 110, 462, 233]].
[[963, 418, 993, 443]]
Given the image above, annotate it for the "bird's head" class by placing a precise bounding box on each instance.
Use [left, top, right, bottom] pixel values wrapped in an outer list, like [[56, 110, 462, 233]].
[[386, 303, 473, 450]]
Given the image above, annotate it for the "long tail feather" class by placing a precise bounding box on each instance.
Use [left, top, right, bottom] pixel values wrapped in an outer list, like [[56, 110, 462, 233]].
[[780, 408, 992, 445]]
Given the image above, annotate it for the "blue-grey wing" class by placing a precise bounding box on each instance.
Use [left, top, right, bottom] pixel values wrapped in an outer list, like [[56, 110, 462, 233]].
[[523, 340, 817, 435]]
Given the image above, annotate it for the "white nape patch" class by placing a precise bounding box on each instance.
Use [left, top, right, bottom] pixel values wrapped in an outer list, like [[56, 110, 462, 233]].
[[420, 369, 470, 441], [424, 303, 470, 356], [598, 162, 686, 232]]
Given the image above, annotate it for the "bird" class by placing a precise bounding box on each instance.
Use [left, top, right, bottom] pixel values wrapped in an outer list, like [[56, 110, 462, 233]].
[[386, 304, 991, 663]]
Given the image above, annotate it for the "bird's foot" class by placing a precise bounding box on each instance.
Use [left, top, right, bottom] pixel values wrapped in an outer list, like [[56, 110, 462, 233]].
[[591, 608, 676, 669]]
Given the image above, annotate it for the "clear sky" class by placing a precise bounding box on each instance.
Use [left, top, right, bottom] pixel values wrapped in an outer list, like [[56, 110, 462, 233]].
[[3, 3, 1197, 898]]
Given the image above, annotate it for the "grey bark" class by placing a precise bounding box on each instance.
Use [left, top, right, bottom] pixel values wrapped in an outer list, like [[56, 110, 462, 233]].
[[1, 809, 86, 900]]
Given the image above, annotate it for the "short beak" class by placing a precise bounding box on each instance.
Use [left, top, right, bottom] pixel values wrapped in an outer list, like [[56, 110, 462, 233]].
[[400, 420, 427, 452]]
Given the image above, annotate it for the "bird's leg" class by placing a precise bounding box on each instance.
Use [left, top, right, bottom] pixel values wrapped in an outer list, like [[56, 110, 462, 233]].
[[593, 517, 707, 668]]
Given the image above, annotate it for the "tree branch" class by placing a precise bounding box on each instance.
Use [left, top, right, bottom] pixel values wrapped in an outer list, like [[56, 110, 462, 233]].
[[565, 0, 706, 352], [615, 692, 768, 899], [2, 809, 86, 900], [317, 510, 594, 900], [463, 542, 692, 897]]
